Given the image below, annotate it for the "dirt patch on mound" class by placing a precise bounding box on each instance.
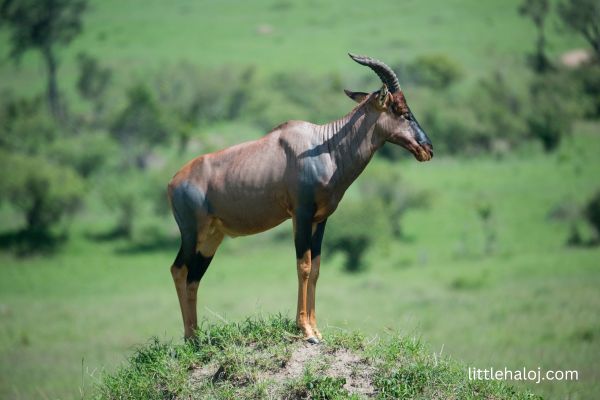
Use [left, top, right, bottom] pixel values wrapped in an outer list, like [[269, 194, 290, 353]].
[[189, 341, 376, 398], [265, 341, 322, 384]]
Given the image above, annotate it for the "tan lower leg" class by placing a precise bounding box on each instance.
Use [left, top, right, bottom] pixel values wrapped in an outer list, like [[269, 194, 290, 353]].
[[171, 265, 190, 337], [185, 281, 200, 339], [296, 251, 315, 339], [307, 255, 321, 339]]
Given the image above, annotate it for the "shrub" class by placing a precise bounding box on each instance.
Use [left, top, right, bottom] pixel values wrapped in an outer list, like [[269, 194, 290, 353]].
[[0, 151, 85, 235], [469, 72, 529, 151], [584, 190, 600, 239], [324, 164, 430, 273], [406, 54, 463, 89], [244, 71, 345, 131], [46, 131, 118, 177], [569, 63, 600, 118], [420, 72, 528, 156], [422, 99, 483, 155], [0, 92, 60, 154], [99, 168, 170, 241], [76, 52, 112, 124], [101, 172, 143, 239], [558, 0, 600, 60], [110, 84, 170, 168], [153, 63, 256, 152], [360, 164, 431, 238], [325, 200, 390, 273], [526, 72, 582, 151], [76, 53, 112, 102], [155, 63, 250, 126]]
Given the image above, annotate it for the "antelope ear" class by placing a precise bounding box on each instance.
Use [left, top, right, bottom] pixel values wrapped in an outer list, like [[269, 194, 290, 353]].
[[344, 89, 368, 103], [377, 84, 389, 108]]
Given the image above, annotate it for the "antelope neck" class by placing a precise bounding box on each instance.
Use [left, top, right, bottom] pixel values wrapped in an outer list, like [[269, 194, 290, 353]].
[[317, 103, 385, 189]]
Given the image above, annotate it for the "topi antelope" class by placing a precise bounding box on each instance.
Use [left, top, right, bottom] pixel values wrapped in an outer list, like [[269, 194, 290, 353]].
[[168, 53, 433, 343]]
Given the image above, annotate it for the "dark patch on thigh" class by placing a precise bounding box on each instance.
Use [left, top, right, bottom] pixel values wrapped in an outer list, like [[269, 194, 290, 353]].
[[187, 252, 214, 283], [170, 181, 211, 269]]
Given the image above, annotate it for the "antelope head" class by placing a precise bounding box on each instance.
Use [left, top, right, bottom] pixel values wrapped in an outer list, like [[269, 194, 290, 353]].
[[345, 53, 433, 161]]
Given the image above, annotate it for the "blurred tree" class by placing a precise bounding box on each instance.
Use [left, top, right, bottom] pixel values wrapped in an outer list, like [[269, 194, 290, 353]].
[[519, 0, 552, 73], [100, 169, 167, 240], [153, 63, 248, 153], [102, 178, 138, 239], [47, 132, 118, 177], [227, 66, 256, 120], [0, 91, 60, 154], [470, 72, 529, 151], [574, 64, 600, 118], [0, 0, 88, 121], [247, 71, 344, 131], [0, 150, 84, 235], [558, 0, 600, 60], [324, 165, 430, 273], [325, 200, 389, 273], [526, 72, 581, 151], [111, 84, 169, 168], [76, 52, 112, 124]]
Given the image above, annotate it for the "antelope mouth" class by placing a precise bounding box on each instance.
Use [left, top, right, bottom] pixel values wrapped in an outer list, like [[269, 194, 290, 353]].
[[407, 142, 433, 162]]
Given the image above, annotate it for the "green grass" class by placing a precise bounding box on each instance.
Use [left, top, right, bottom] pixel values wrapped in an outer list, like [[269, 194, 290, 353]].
[[94, 315, 540, 399]]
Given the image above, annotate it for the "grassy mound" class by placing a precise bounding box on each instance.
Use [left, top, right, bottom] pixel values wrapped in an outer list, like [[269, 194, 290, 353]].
[[95, 315, 541, 399]]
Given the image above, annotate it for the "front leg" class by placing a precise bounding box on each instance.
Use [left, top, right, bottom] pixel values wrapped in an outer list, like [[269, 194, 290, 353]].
[[308, 219, 326, 341], [293, 207, 318, 343]]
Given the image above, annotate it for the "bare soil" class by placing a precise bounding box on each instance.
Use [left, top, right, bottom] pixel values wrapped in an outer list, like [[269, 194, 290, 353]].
[[189, 341, 376, 398]]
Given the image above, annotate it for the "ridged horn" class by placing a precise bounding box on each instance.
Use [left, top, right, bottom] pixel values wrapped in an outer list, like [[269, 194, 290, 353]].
[[348, 53, 401, 93]]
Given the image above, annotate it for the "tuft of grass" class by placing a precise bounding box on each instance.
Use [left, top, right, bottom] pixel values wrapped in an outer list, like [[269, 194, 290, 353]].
[[285, 364, 355, 400], [368, 335, 542, 400], [95, 338, 197, 400], [325, 329, 366, 353], [94, 315, 540, 399]]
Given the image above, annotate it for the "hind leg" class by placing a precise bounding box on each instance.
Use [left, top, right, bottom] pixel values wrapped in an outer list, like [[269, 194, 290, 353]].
[[169, 179, 225, 340], [184, 227, 224, 340], [171, 226, 223, 340], [171, 249, 190, 338]]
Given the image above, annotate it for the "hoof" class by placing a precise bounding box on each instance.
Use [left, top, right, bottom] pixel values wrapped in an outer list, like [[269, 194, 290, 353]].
[[307, 336, 320, 345]]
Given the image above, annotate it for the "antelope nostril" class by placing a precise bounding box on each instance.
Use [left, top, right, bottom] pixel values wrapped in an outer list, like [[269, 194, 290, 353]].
[[419, 138, 432, 148]]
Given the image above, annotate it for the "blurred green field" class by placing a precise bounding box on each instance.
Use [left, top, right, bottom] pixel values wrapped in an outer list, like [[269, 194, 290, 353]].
[[1, 0, 599, 399], [0, 0, 583, 99], [1, 126, 599, 399]]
